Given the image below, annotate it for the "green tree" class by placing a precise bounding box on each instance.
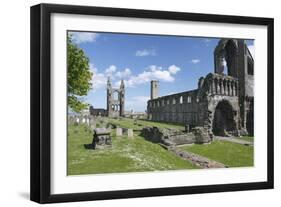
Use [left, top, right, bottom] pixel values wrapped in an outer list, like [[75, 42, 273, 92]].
[[67, 34, 93, 112]]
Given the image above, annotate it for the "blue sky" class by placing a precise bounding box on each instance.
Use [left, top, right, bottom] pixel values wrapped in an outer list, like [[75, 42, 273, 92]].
[[69, 31, 254, 112]]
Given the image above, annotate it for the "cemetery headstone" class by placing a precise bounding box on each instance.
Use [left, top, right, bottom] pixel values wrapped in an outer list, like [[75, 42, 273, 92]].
[[128, 129, 134, 138], [92, 128, 112, 149], [116, 128, 122, 136]]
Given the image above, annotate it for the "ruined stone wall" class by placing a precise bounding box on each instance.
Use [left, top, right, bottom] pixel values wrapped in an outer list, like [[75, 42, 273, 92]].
[[89, 106, 107, 116], [147, 72, 241, 136], [203, 73, 240, 136], [147, 89, 206, 126], [107, 78, 125, 118], [214, 39, 254, 134], [147, 39, 254, 136]]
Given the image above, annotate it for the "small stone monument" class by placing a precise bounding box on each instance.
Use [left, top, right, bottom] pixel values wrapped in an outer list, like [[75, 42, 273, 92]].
[[74, 117, 80, 126], [185, 124, 190, 133], [116, 127, 122, 136], [127, 129, 134, 138], [89, 118, 95, 125], [92, 128, 112, 149], [193, 127, 211, 144]]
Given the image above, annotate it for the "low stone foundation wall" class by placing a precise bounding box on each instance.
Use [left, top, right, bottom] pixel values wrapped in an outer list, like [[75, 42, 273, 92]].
[[140, 126, 211, 146], [192, 127, 212, 144], [169, 147, 226, 168]]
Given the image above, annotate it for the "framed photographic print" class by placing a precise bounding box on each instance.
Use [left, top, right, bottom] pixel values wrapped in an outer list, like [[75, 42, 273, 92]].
[[30, 3, 274, 203]]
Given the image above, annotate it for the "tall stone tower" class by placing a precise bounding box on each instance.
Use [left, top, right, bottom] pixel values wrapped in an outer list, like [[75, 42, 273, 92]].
[[120, 79, 125, 116], [107, 77, 112, 116], [150, 80, 159, 100], [214, 39, 254, 135], [107, 77, 125, 117]]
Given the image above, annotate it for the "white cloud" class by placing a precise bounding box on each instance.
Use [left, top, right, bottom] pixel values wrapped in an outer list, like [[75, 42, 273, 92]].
[[91, 65, 131, 90], [132, 96, 150, 102], [191, 59, 200, 64], [91, 69, 107, 90], [105, 65, 117, 76], [168, 65, 181, 74], [247, 45, 255, 60], [89, 63, 97, 73], [118, 65, 181, 87], [115, 68, 132, 78], [70, 32, 99, 44], [135, 49, 156, 57], [91, 63, 181, 90], [126, 96, 150, 112]]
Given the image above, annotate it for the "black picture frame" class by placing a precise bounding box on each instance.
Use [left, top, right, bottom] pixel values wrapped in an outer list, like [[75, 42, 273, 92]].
[[30, 3, 274, 204]]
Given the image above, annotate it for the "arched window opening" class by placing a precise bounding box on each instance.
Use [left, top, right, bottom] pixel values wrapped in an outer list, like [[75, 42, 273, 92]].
[[179, 96, 183, 104]]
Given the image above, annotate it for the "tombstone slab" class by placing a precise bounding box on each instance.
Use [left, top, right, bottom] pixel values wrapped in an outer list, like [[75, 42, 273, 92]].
[[127, 129, 134, 138], [92, 128, 112, 149], [116, 128, 122, 136]]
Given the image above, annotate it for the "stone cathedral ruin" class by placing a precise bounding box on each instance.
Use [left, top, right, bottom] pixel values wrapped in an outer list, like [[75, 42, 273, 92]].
[[147, 39, 254, 137], [90, 78, 125, 117], [106, 78, 125, 117], [88, 39, 254, 141]]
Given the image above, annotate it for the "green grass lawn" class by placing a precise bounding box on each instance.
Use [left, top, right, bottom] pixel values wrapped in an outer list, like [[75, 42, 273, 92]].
[[236, 136, 254, 143], [179, 140, 254, 167], [108, 118, 185, 131], [67, 124, 196, 175]]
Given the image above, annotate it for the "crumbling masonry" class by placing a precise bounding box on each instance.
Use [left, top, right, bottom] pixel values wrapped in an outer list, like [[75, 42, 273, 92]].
[[89, 78, 125, 117], [147, 39, 254, 137], [107, 78, 125, 117]]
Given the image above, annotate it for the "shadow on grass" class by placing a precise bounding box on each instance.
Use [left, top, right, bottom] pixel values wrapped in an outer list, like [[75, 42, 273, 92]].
[[84, 143, 94, 150]]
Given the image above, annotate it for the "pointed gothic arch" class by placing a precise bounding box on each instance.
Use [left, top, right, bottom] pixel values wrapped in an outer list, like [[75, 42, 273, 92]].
[[212, 100, 237, 136], [214, 39, 238, 77]]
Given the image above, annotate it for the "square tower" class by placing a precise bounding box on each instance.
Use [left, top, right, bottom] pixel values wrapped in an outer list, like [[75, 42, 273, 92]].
[[150, 80, 159, 100]]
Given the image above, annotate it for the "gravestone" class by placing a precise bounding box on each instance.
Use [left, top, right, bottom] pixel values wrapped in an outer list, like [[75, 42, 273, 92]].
[[92, 128, 112, 149], [89, 118, 95, 128], [127, 129, 134, 138], [68, 117, 73, 125], [89, 118, 95, 125], [116, 128, 122, 136], [75, 117, 80, 125], [185, 124, 190, 133]]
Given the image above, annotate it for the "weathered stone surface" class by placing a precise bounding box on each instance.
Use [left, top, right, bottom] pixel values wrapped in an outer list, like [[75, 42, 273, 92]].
[[127, 128, 134, 138], [147, 39, 254, 137], [88, 77, 125, 118], [95, 128, 111, 134], [92, 128, 112, 149], [75, 117, 80, 125], [116, 127, 123, 136], [107, 78, 125, 118], [185, 124, 190, 133], [89, 117, 95, 125], [170, 147, 226, 168], [140, 127, 195, 146], [192, 127, 211, 144]]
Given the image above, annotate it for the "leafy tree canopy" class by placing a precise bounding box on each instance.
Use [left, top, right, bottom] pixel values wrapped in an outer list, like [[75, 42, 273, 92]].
[[67, 34, 92, 112]]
